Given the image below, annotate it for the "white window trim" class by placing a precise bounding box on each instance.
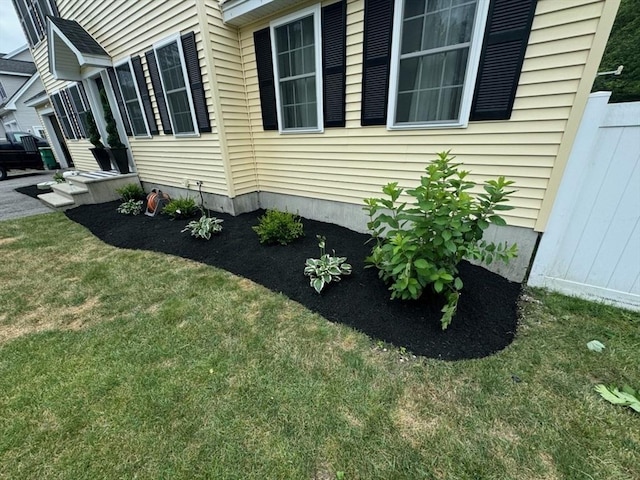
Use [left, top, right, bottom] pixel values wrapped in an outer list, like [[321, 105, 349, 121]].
[[387, 0, 490, 130], [269, 4, 324, 134], [114, 57, 151, 138], [152, 34, 199, 138]]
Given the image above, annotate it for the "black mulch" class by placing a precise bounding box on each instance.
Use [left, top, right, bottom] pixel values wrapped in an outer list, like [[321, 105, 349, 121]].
[[62, 202, 522, 360], [15, 185, 43, 199]]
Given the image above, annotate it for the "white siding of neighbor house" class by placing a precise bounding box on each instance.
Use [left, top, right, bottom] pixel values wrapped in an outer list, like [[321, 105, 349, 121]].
[[230, 0, 613, 229], [3, 77, 46, 134], [30, 0, 229, 195]]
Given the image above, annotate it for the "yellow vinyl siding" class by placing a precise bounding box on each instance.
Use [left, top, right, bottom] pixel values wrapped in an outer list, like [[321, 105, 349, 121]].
[[65, 139, 95, 171], [204, 2, 257, 196], [231, 0, 610, 229], [33, 0, 228, 195]]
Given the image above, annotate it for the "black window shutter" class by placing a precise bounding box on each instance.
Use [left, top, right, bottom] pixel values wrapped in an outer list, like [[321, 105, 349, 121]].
[[322, 0, 347, 128], [361, 0, 394, 126], [181, 32, 212, 133], [67, 85, 86, 138], [145, 49, 172, 134], [131, 55, 158, 135], [60, 89, 82, 139], [106, 67, 133, 136], [470, 0, 537, 121], [11, 0, 38, 46], [51, 92, 74, 139], [48, 0, 60, 16], [253, 27, 278, 131]]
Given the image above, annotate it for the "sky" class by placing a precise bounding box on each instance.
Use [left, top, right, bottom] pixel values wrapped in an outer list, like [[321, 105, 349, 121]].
[[0, 0, 28, 54]]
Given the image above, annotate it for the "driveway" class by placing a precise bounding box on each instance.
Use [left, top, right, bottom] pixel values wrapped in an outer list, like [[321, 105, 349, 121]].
[[0, 170, 54, 221]]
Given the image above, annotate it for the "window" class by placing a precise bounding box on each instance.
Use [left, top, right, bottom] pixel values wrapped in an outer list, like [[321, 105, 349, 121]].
[[270, 5, 323, 133], [153, 37, 198, 136], [0, 81, 7, 102], [388, 0, 489, 128], [67, 84, 90, 138], [11, 0, 59, 46], [115, 60, 150, 137]]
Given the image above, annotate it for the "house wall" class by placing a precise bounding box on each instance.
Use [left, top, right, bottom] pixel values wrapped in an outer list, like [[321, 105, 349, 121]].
[[232, 0, 613, 232], [5, 78, 45, 133], [0, 75, 29, 101], [6, 49, 34, 62], [203, 2, 258, 197], [30, 0, 229, 195]]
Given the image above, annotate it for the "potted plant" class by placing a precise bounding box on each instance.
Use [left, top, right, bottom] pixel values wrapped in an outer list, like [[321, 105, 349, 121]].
[[100, 89, 130, 174], [86, 110, 112, 171]]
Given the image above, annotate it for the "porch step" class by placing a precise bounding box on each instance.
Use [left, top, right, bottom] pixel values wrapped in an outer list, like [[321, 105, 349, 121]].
[[51, 182, 89, 199], [37, 192, 75, 210], [36, 170, 141, 210]]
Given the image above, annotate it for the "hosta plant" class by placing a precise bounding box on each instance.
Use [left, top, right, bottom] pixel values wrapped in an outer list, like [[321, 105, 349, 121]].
[[304, 235, 352, 293], [364, 151, 518, 329], [182, 215, 223, 240], [117, 199, 144, 215], [253, 209, 304, 245]]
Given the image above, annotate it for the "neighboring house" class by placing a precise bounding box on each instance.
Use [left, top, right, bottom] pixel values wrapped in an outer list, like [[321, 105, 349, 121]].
[[11, 0, 620, 281], [0, 45, 46, 138]]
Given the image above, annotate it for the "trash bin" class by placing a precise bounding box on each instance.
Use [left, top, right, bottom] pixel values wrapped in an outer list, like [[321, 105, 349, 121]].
[[39, 147, 58, 170]]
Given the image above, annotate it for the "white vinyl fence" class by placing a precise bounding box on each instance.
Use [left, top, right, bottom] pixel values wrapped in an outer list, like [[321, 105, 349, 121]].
[[528, 92, 640, 310]]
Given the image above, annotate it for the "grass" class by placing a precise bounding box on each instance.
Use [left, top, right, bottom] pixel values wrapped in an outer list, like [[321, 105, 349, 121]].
[[0, 212, 638, 480]]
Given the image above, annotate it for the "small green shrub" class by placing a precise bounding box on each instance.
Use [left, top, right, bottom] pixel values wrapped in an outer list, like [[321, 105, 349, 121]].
[[117, 199, 144, 215], [252, 209, 304, 245], [163, 197, 199, 220], [364, 151, 518, 329], [182, 215, 223, 240], [304, 235, 352, 293], [53, 171, 64, 184], [115, 183, 145, 202]]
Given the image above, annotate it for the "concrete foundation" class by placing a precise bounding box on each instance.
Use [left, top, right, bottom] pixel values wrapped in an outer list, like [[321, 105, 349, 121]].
[[139, 183, 538, 283]]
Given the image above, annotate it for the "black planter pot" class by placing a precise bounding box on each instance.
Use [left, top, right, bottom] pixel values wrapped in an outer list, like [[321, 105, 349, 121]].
[[109, 147, 130, 174], [90, 147, 112, 171]]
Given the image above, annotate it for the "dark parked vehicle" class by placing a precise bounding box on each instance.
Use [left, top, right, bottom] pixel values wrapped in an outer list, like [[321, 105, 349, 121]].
[[0, 131, 47, 180]]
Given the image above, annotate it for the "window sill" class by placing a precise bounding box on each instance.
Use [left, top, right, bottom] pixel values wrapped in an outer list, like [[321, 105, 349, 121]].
[[278, 127, 324, 135], [386, 120, 469, 131], [173, 132, 200, 139]]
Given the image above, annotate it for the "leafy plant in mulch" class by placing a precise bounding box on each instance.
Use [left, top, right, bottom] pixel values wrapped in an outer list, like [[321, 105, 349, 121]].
[[364, 151, 518, 329], [163, 197, 199, 220], [253, 209, 304, 245], [115, 183, 145, 202], [304, 235, 352, 293], [182, 215, 223, 240], [117, 199, 144, 215], [53, 171, 65, 184]]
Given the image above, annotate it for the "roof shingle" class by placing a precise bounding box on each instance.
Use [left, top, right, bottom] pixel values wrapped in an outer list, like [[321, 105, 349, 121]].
[[48, 17, 109, 57]]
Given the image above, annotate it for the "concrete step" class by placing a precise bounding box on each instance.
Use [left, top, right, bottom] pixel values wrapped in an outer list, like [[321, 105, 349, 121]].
[[51, 182, 89, 201], [37, 192, 75, 210]]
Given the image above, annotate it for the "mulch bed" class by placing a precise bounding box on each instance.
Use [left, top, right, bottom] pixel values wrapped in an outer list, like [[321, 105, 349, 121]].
[[14, 185, 43, 199], [58, 201, 522, 360]]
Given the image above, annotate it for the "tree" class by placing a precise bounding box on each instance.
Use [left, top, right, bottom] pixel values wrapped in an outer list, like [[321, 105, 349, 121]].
[[592, 0, 640, 102]]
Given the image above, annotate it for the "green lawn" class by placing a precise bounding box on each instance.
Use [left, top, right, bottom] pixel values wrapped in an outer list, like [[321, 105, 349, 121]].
[[1, 213, 638, 480]]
